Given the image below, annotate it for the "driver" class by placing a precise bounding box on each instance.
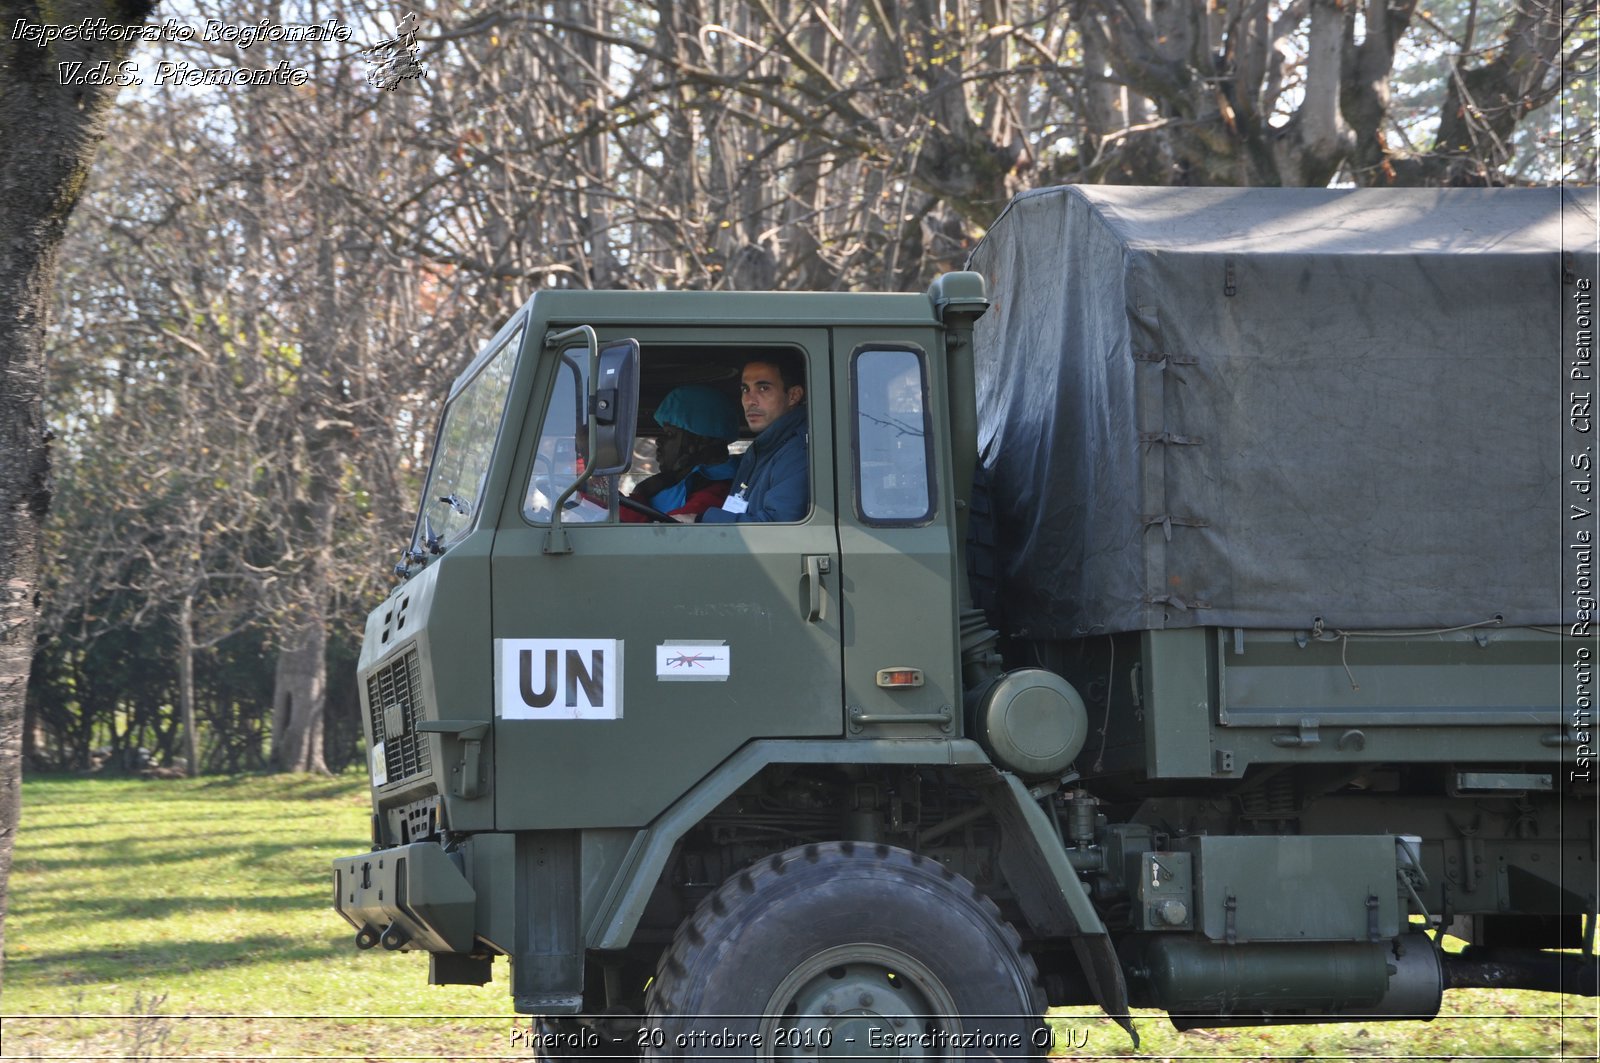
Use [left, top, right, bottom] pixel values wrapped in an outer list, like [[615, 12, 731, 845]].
[[697, 354, 807, 524], [619, 384, 743, 523]]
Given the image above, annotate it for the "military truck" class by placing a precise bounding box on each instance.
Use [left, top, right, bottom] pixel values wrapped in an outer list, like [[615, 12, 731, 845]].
[[333, 187, 1597, 1057]]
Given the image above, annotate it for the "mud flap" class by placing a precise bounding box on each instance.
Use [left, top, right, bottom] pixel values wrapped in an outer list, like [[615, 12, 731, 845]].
[[973, 770, 1139, 1046]]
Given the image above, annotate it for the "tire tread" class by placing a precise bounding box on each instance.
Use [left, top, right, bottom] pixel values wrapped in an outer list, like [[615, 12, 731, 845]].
[[645, 841, 1045, 1059]]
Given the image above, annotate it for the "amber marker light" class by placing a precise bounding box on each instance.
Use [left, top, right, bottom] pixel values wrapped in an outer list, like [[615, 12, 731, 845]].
[[875, 668, 925, 688]]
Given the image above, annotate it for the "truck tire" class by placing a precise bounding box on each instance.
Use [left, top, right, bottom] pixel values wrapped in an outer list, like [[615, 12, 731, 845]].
[[644, 841, 1045, 1059]]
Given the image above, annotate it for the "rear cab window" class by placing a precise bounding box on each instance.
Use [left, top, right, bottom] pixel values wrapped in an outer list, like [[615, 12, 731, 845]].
[[852, 347, 934, 525]]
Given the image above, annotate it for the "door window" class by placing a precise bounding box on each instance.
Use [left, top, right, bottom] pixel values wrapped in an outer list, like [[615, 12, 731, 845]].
[[523, 343, 816, 526], [853, 348, 933, 524]]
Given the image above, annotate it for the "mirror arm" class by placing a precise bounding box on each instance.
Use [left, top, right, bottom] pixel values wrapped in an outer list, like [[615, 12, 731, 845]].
[[542, 325, 600, 556]]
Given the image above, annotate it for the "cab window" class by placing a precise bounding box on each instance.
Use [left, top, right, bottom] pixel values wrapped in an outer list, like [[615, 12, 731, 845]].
[[416, 323, 523, 546], [853, 347, 933, 524], [523, 344, 811, 525]]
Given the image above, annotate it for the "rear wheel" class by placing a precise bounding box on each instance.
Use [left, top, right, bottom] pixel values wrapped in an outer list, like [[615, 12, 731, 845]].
[[645, 841, 1045, 1059]]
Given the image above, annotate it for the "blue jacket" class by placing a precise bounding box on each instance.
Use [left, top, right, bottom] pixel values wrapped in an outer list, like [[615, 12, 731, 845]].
[[650, 459, 737, 512], [701, 406, 809, 523]]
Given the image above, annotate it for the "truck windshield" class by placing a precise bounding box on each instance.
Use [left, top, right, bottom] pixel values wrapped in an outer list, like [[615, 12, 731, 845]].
[[412, 325, 523, 555]]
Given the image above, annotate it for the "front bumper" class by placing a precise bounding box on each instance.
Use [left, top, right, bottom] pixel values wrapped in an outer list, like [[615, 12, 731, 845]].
[[333, 842, 476, 953]]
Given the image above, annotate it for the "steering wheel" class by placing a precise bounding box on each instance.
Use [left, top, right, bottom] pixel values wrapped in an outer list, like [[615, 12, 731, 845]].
[[619, 495, 680, 524]]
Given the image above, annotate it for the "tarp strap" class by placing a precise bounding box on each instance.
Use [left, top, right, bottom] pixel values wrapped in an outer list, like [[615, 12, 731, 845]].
[[1131, 350, 1199, 367], [1145, 593, 1211, 611], [1141, 513, 1210, 542], [1138, 432, 1203, 448]]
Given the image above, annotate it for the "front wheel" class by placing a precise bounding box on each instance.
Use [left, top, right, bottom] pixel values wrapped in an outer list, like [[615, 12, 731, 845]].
[[645, 842, 1045, 1059]]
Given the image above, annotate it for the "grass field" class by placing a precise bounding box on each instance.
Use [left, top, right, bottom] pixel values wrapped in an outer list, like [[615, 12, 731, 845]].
[[0, 773, 1593, 1061]]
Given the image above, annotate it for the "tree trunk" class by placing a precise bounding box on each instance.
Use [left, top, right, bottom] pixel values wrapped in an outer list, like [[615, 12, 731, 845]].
[[575, 0, 620, 288], [271, 601, 329, 774], [0, 0, 156, 991], [177, 594, 197, 775], [268, 225, 349, 775], [270, 468, 335, 776]]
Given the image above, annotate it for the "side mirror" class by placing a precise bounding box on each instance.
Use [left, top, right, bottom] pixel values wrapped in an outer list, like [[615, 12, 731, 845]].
[[588, 339, 640, 476]]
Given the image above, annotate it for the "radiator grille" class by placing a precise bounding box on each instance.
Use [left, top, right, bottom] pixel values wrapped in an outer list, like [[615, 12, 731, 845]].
[[367, 649, 430, 783]]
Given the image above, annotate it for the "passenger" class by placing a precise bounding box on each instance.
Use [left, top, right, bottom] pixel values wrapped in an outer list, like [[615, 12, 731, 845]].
[[696, 354, 808, 524], [621, 384, 743, 523]]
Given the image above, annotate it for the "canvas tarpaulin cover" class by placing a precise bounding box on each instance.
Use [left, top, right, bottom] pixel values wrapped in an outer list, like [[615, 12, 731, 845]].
[[967, 185, 1597, 637]]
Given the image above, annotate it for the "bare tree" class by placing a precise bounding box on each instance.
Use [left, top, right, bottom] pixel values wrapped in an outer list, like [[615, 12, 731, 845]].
[[36, 2, 505, 773], [1067, 0, 1593, 188], [405, 0, 1591, 293], [0, 0, 157, 992], [24, 0, 1591, 792]]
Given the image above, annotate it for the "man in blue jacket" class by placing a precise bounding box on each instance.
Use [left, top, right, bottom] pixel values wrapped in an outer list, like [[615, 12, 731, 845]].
[[696, 354, 808, 523]]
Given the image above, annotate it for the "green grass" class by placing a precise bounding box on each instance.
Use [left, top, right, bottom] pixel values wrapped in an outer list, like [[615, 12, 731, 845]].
[[2, 773, 519, 1060], [0, 774, 1593, 1061]]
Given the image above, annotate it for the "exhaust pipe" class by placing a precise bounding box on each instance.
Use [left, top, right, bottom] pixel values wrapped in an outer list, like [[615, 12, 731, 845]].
[[1127, 934, 1444, 1029]]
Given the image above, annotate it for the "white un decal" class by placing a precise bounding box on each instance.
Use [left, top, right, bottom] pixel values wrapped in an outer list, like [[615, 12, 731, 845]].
[[495, 639, 623, 720]]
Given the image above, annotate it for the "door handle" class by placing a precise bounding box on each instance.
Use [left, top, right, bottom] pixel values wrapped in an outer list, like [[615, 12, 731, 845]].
[[803, 554, 831, 622]]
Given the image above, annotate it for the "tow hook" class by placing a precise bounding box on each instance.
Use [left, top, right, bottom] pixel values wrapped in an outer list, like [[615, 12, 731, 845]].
[[380, 922, 411, 950]]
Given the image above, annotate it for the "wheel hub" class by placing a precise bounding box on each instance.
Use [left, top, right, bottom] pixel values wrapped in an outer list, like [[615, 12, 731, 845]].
[[761, 944, 962, 1058]]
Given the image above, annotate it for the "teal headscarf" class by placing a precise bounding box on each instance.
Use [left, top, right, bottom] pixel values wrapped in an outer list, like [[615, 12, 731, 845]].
[[654, 385, 742, 442]]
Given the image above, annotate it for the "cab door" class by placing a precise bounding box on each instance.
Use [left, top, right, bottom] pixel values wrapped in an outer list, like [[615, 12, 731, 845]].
[[490, 325, 841, 830], [831, 328, 962, 738]]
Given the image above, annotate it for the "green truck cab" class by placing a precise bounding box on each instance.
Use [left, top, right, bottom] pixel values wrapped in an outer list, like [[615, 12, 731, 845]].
[[334, 187, 1596, 1056]]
